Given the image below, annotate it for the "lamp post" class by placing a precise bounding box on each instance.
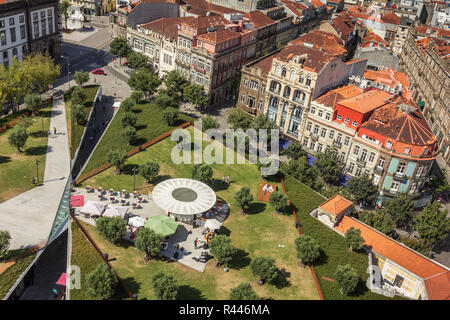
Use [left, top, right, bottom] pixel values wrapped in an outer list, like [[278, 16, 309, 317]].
[[132, 167, 138, 192], [35, 159, 39, 184]]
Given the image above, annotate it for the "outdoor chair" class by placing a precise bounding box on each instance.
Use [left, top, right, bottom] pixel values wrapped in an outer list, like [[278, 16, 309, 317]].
[[85, 186, 91, 193], [132, 202, 137, 209]]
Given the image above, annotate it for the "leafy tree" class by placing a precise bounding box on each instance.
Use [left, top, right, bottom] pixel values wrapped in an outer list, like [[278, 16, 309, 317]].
[[74, 71, 90, 87], [315, 146, 344, 184], [8, 126, 28, 153], [334, 264, 359, 295], [282, 158, 323, 191], [71, 86, 86, 106], [139, 160, 160, 184], [1, 57, 32, 111], [229, 283, 260, 300], [127, 51, 149, 69], [359, 211, 395, 236], [121, 111, 137, 128], [22, 54, 60, 93], [294, 235, 320, 266], [128, 67, 161, 98], [85, 263, 118, 299], [428, 168, 450, 194], [347, 173, 378, 204], [183, 83, 207, 110], [202, 116, 219, 132], [24, 93, 43, 116], [191, 164, 213, 184], [250, 256, 278, 285], [282, 141, 306, 160], [383, 194, 413, 227], [269, 191, 288, 214], [152, 271, 179, 300], [155, 93, 178, 109], [0, 230, 11, 260], [235, 186, 253, 213], [60, 0, 71, 31], [121, 126, 136, 145], [18, 117, 33, 129], [71, 104, 87, 125], [164, 70, 187, 98], [131, 90, 143, 104], [96, 217, 126, 244], [134, 228, 163, 261], [109, 37, 132, 65], [227, 108, 252, 130], [120, 98, 135, 112], [413, 201, 450, 245], [107, 149, 127, 175], [345, 227, 365, 252], [209, 235, 237, 267], [162, 107, 178, 126]]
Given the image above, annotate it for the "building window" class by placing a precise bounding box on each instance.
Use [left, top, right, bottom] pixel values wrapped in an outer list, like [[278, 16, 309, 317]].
[[257, 101, 263, 110], [337, 114, 342, 120], [0, 30, 6, 46], [310, 107, 316, 114], [355, 166, 362, 176], [283, 86, 291, 98], [47, 9, 52, 16], [303, 137, 308, 147], [19, 15, 24, 24], [243, 78, 248, 87], [240, 94, 245, 103], [352, 120, 358, 127], [344, 117, 350, 124], [368, 152, 375, 163], [348, 163, 354, 173], [318, 109, 323, 117], [48, 18, 53, 34], [289, 70, 295, 81], [275, 65, 280, 75], [373, 174, 380, 185], [299, 74, 304, 83], [313, 125, 319, 135], [261, 85, 265, 93], [329, 130, 334, 140], [40, 11, 45, 18], [33, 13, 38, 21], [9, 18, 14, 26], [336, 133, 342, 143], [325, 112, 331, 121], [12, 47, 17, 58], [343, 136, 349, 146], [309, 141, 315, 151], [249, 80, 258, 90], [3, 51, 8, 67], [320, 128, 327, 138], [378, 157, 385, 168], [404, 147, 410, 154], [386, 141, 392, 149], [20, 25, 25, 39], [305, 75, 311, 86], [281, 67, 286, 77], [409, 182, 418, 194], [353, 145, 360, 156], [33, 21, 39, 38], [306, 122, 312, 132], [360, 149, 367, 161], [397, 163, 406, 174], [317, 143, 323, 153], [10, 27, 16, 43], [390, 181, 400, 193]]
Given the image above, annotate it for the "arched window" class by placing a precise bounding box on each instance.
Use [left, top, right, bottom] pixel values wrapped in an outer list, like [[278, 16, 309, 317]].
[[3, 51, 9, 67], [293, 90, 302, 102], [281, 67, 287, 77], [12, 48, 17, 58], [299, 73, 304, 83], [289, 70, 295, 81], [275, 65, 280, 75], [283, 86, 291, 98], [270, 80, 281, 94], [305, 75, 311, 86]]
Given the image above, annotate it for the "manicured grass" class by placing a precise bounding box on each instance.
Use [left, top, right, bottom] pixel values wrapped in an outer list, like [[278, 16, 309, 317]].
[[77, 127, 319, 300], [0, 105, 52, 203], [80, 102, 194, 175], [64, 85, 99, 159], [0, 253, 36, 299], [284, 174, 404, 300]]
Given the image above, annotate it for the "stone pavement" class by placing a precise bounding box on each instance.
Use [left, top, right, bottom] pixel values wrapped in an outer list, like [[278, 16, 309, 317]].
[[0, 90, 71, 250]]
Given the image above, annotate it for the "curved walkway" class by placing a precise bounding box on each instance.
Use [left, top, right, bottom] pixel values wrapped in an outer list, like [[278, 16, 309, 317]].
[[0, 91, 71, 250]]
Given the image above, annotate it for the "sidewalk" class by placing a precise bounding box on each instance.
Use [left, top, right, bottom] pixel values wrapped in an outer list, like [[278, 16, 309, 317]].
[[0, 90, 71, 250]]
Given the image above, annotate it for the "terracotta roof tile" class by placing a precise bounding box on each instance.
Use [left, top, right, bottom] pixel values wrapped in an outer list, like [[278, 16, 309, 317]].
[[251, 54, 278, 75], [338, 89, 391, 114], [335, 216, 450, 300], [361, 32, 390, 48], [275, 44, 334, 72], [290, 30, 347, 57], [140, 17, 195, 41], [314, 84, 363, 109], [197, 28, 241, 45], [182, 15, 230, 29], [243, 11, 275, 29], [382, 12, 401, 25], [319, 194, 353, 216]]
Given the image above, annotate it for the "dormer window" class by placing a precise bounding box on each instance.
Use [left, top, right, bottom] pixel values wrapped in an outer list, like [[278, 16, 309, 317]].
[[281, 67, 286, 77], [423, 147, 428, 155], [386, 141, 392, 149], [275, 65, 280, 75], [404, 147, 410, 154]]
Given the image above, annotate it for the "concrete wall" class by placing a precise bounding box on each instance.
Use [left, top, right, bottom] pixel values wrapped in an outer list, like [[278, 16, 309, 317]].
[[127, 3, 179, 29]]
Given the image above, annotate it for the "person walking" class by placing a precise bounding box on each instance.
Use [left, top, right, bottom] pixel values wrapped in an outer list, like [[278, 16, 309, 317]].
[[194, 238, 198, 249], [52, 288, 58, 299], [227, 175, 230, 184], [53, 127, 56, 135]]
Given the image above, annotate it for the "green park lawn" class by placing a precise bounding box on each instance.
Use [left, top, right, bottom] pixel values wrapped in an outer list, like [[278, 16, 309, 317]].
[[283, 174, 404, 300], [79, 101, 194, 176], [0, 105, 52, 203], [74, 127, 319, 300], [64, 85, 99, 159]]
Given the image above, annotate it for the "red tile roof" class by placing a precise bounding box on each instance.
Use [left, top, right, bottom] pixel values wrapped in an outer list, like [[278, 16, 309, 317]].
[[361, 32, 389, 48], [319, 194, 353, 216], [314, 84, 363, 109], [243, 11, 275, 29], [140, 17, 195, 41], [182, 15, 230, 30], [281, 0, 309, 17], [197, 28, 241, 45], [183, 0, 244, 15], [290, 29, 347, 57], [338, 89, 392, 114], [251, 54, 277, 75], [382, 12, 401, 25], [331, 14, 357, 42], [275, 44, 336, 72], [335, 216, 450, 300]]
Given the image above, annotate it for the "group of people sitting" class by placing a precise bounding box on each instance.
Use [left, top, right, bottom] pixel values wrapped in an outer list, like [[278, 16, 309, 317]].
[[262, 184, 274, 194]]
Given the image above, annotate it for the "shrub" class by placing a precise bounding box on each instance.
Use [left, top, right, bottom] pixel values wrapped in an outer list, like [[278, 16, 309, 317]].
[[152, 271, 179, 300], [120, 98, 135, 112], [250, 256, 278, 284], [294, 235, 320, 265], [85, 263, 118, 299], [74, 71, 90, 87], [209, 235, 237, 267], [235, 187, 253, 213], [71, 86, 86, 106], [202, 116, 219, 132], [269, 191, 288, 214], [0, 230, 11, 260], [8, 126, 28, 153], [334, 264, 359, 295], [96, 216, 126, 244], [121, 126, 137, 145], [134, 228, 163, 260], [162, 107, 178, 126], [138, 161, 160, 184], [191, 164, 213, 184], [229, 283, 260, 300], [71, 104, 86, 125]]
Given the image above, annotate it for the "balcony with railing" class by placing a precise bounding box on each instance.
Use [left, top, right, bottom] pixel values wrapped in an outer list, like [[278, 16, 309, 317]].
[[310, 133, 319, 141], [333, 140, 342, 148], [356, 158, 367, 166], [394, 171, 406, 179], [374, 166, 384, 174]]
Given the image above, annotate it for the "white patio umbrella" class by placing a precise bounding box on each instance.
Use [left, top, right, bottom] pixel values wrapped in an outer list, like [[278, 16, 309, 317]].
[[80, 201, 107, 216], [204, 218, 222, 230], [128, 216, 146, 227], [103, 205, 128, 219]]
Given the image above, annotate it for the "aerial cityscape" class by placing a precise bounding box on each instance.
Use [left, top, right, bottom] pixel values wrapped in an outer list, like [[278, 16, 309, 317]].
[[0, 0, 449, 306]]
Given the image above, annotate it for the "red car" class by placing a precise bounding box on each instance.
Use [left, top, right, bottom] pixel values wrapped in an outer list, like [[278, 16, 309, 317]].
[[91, 68, 105, 75]]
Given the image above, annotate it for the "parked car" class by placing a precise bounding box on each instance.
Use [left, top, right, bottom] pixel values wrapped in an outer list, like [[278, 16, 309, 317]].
[[91, 68, 105, 75]]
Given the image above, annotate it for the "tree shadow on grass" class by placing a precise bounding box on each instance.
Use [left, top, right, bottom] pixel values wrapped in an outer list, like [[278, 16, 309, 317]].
[[347, 279, 370, 297], [246, 202, 266, 215], [313, 248, 328, 267], [25, 145, 51, 156], [29, 130, 48, 138], [219, 226, 231, 237], [177, 285, 206, 300], [0, 155, 11, 164], [272, 268, 291, 289], [151, 174, 172, 185], [134, 137, 147, 146], [133, 109, 143, 114], [135, 125, 147, 131], [122, 163, 139, 175], [116, 277, 140, 300], [39, 110, 54, 118], [228, 248, 251, 270], [211, 181, 229, 192], [263, 175, 282, 184]]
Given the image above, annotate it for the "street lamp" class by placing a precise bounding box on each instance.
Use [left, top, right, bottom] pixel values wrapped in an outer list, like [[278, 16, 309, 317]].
[[35, 159, 39, 184], [132, 167, 138, 192]]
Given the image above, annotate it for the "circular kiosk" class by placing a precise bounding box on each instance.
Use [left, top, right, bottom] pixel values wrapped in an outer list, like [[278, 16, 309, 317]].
[[152, 178, 216, 223]]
